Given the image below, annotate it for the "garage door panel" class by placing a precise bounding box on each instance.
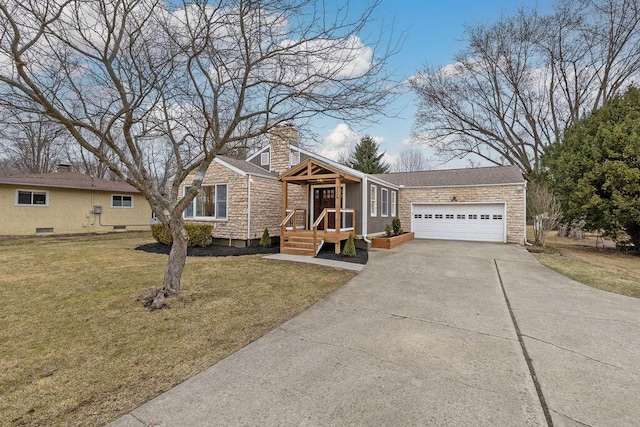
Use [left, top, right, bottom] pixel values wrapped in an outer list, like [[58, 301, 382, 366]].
[[412, 204, 505, 243]]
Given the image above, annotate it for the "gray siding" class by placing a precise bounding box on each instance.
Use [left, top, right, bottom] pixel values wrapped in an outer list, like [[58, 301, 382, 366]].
[[345, 182, 362, 235], [367, 181, 398, 234], [248, 147, 270, 171]]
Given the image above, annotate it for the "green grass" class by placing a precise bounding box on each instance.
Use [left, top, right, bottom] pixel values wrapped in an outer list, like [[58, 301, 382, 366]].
[[0, 232, 357, 426], [529, 227, 640, 299]]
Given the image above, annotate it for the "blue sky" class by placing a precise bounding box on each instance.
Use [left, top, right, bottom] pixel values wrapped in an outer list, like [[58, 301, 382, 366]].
[[313, 0, 555, 169]]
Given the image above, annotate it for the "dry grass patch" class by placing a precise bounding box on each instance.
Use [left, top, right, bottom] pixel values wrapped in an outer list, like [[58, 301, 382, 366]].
[[0, 232, 356, 426], [528, 227, 640, 299]]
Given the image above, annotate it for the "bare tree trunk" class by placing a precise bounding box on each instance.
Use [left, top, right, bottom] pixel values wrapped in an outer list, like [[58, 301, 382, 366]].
[[151, 216, 188, 309]]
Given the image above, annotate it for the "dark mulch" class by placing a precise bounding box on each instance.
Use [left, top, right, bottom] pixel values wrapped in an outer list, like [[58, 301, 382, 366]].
[[136, 241, 368, 264], [315, 241, 368, 265], [136, 242, 279, 257]]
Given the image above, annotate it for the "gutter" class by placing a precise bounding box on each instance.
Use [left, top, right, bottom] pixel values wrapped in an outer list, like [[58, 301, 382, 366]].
[[247, 175, 252, 241], [362, 176, 371, 243]]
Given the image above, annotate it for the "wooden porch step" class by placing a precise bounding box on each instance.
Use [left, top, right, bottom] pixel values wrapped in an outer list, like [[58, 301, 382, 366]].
[[281, 246, 316, 256]]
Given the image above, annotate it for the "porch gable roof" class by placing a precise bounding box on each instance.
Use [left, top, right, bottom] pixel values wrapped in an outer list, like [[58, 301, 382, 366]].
[[279, 158, 361, 184]]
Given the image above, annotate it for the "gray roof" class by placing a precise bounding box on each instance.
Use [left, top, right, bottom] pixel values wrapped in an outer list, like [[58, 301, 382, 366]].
[[0, 172, 140, 193], [217, 156, 278, 177], [373, 165, 524, 187]]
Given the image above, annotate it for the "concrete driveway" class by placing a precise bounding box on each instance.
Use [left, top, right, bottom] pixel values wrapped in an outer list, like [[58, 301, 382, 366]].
[[110, 240, 640, 427]]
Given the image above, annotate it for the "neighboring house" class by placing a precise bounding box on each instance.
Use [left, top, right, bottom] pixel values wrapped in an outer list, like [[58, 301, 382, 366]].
[[181, 125, 526, 255], [0, 166, 152, 235]]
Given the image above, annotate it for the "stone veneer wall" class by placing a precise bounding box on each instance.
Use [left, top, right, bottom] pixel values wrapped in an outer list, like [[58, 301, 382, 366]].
[[269, 125, 298, 174], [183, 161, 249, 241], [249, 175, 281, 240], [398, 185, 526, 244]]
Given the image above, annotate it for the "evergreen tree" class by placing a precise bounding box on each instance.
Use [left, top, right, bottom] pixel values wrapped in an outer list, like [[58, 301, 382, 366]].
[[348, 136, 389, 173], [544, 86, 640, 250]]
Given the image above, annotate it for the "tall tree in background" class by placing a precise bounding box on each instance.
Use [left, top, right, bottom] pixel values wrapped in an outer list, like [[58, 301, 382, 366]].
[[348, 135, 389, 173], [544, 86, 640, 249], [0, 112, 66, 174], [412, 0, 640, 178], [0, 0, 394, 307], [392, 145, 430, 172]]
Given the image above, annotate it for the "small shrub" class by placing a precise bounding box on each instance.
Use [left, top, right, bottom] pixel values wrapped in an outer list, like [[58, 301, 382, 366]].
[[151, 223, 173, 245], [343, 233, 357, 257], [259, 228, 271, 247], [385, 224, 393, 237], [150, 223, 212, 247], [392, 217, 402, 236]]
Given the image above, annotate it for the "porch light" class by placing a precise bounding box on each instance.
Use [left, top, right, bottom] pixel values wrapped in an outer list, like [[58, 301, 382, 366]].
[[451, 195, 457, 202]]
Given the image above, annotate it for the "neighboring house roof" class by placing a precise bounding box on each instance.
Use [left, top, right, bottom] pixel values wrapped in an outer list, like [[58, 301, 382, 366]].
[[215, 155, 278, 179], [372, 165, 525, 187], [0, 172, 140, 193]]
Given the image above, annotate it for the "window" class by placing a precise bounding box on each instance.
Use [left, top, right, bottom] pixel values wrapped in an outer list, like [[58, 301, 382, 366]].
[[260, 151, 270, 166], [111, 195, 133, 208], [435, 214, 443, 219], [391, 191, 397, 217], [16, 190, 48, 206], [493, 214, 503, 220], [469, 214, 478, 219], [381, 188, 389, 217], [457, 214, 465, 219], [370, 185, 377, 217], [481, 214, 490, 220], [183, 184, 228, 219], [290, 149, 300, 166], [425, 214, 433, 219], [445, 214, 454, 219], [414, 214, 422, 219]]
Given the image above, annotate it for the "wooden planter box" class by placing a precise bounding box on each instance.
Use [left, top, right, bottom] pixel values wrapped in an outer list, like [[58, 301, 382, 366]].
[[371, 232, 415, 249]]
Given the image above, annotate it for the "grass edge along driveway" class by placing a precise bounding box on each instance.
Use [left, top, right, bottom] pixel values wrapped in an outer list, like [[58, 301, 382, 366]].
[[0, 232, 357, 426]]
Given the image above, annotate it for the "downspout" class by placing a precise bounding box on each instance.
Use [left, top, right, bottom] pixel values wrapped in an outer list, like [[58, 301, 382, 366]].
[[362, 176, 371, 243], [523, 181, 532, 246], [247, 175, 252, 243]]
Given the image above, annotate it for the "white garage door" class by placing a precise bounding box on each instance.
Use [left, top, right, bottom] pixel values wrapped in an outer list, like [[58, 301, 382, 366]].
[[412, 203, 505, 243]]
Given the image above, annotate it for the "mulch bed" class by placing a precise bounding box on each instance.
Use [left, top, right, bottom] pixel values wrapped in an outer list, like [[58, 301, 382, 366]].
[[136, 241, 368, 265], [136, 243, 279, 257]]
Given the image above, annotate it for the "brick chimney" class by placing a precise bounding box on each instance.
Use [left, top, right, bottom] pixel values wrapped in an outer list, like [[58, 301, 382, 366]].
[[56, 164, 73, 173], [269, 124, 299, 175]]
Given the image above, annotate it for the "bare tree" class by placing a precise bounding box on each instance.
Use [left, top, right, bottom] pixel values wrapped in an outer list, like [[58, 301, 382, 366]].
[[0, 110, 66, 174], [412, 0, 640, 178], [0, 0, 394, 307], [527, 182, 563, 246], [392, 145, 429, 172]]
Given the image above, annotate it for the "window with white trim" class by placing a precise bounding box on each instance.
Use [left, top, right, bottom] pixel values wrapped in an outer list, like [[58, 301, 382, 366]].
[[391, 191, 397, 217], [260, 151, 270, 166], [370, 185, 377, 217], [381, 188, 388, 217], [111, 195, 133, 208], [183, 184, 227, 219], [290, 149, 300, 166], [16, 190, 48, 206]]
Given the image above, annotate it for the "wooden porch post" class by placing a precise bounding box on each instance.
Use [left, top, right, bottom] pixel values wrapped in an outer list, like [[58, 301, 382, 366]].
[[335, 176, 341, 254], [281, 180, 288, 252]]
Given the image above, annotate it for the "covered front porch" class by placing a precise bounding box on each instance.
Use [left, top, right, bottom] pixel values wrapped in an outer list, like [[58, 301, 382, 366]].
[[279, 158, 361, 256]]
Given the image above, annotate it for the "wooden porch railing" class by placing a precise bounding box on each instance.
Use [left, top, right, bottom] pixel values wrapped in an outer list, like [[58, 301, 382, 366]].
[[280, 209, 307, 252], [312, 208, 356, 255]]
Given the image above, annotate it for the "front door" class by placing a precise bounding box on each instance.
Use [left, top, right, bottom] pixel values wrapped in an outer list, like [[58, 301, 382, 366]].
[[314, 187, 336, 230]]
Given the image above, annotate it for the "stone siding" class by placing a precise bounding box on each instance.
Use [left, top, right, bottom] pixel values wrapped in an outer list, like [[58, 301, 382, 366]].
[[398, 185, 525, 244], [183, 161, 249, 241], [269, 125, 298, 174], [249, 176, 281, 240]]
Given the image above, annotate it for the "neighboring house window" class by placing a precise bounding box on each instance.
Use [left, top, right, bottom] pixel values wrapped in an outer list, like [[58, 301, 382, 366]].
[[370, 185, 377, 217], [381, 188, 388, 217], [111, 195, 133, 208], [391, 191, 397, 217], [261, 151, 270, 167], [290, 149, 300, 166], [16, 190, 48, 206], [183, 184, 228, 219]]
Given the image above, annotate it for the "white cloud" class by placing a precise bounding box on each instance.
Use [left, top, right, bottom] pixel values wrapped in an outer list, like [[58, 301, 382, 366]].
[[319, 123, 386, 162]]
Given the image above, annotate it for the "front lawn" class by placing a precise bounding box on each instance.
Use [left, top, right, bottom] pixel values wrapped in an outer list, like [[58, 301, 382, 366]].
[[528, 227, 640, 299], [0, 232, 357, 426]]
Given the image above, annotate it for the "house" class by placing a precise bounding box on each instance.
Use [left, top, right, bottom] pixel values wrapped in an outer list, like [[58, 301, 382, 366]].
[[0, 166, 152, 235], [181, 125, 526, 255]]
